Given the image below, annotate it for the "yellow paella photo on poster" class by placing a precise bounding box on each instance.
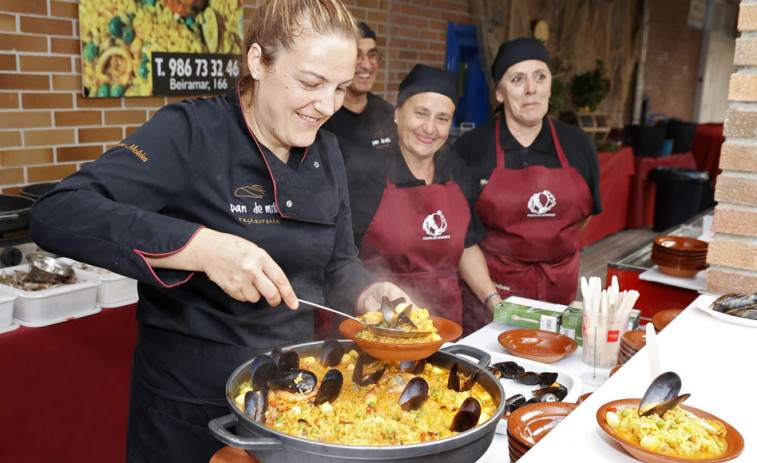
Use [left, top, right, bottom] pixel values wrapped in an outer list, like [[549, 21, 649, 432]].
[[79, 0, 244, 98]]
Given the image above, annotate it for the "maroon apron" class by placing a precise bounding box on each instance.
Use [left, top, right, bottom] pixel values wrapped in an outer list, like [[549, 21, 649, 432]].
[[359, 173, 471, 325], [474, 117, 593, 306]]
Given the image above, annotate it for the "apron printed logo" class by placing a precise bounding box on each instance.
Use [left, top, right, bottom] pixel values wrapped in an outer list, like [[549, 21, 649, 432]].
[[527, 190, 557, 217], [422, 210, 451, 240]]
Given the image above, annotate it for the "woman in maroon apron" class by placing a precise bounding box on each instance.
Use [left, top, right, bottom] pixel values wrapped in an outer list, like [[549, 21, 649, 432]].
[[453, 38, 603, 333], [346, 64, 499, 328]]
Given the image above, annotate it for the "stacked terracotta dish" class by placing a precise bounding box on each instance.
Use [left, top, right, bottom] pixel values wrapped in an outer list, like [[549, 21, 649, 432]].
[[651, 235, 708, 278], [617, 329, 646, 366], [651, 308, 683, 331], [507, 402, 576, 462]]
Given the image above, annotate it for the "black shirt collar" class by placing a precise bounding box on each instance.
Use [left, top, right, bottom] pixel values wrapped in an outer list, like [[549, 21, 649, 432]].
[[386, 143, 453, 187], [500, 115, 553, 153]]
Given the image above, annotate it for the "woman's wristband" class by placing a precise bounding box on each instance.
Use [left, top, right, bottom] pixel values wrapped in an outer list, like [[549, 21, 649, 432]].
[[483, 291, 501, 308]]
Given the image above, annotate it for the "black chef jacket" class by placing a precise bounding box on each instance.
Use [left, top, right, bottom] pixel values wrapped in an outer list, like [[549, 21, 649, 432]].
[[346, 143, 486, 249], [30, 85, 376, 462], [452, 116, 603, 215], [321, 92, 396, 162]]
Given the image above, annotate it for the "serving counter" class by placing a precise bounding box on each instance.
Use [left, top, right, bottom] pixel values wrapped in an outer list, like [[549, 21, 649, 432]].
[[469, 295, 754, 462]]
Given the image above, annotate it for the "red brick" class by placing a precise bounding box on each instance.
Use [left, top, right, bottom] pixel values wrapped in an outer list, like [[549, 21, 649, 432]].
[[57, 144, 104, 162], [0, 110, 51, 128], [104, 110, 148, 125], [0, 73, 49, 90], [54, 110, 101, 127], [27, 164, 77, 183], [124, 97, 166, 108], [0, 147, 53, 166], [52, 74, 83, 92], [23, 128, 75, 147], [125, 125, 141, 137], [50, 1, 78, 19], [0, 0, 47, 15], [0, 32, 47, 53], [22, 92, 73, 109], [0, 53, 15, 71], [19, 55, 71, 73], [0, 14, 15, 32], [78, 127, 123, 144], [0, 167, 24, 184], [51, 37, 80, 55], [0, 131, 21, 148], [20, 16, 72, 36]]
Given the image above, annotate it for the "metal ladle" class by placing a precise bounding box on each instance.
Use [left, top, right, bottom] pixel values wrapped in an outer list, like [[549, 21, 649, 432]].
[[297, 299, 431, 339]]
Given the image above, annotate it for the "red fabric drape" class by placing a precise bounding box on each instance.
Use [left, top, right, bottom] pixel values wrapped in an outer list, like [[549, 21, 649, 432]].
[[0, 305, 137, 462]]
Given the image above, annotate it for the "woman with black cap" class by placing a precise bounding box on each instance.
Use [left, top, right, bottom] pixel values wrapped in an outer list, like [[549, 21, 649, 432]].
[[453, 37, 602, 332], [346, 64, 499, 327], [29, 1, 409, 461]]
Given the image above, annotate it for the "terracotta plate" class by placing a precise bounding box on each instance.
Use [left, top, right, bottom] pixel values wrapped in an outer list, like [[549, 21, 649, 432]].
[[653, 236, 708, 252], [338, 316, 462, 361], [497, 329, 578, 363], [507, 402, 577, 446], [622, 330, 647, 351], [597, 399, 744, 463], [652, 309, 684, 331]]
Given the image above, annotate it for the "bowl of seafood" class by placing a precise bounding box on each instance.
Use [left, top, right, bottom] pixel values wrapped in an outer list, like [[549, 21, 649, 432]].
[[337, 297, 462, 361], [339, 316, 462, 361], [209, 341, 505, 463], [497, 329, 577, 364], [597, 372, 744, 463], [695, 294, 757, 327]]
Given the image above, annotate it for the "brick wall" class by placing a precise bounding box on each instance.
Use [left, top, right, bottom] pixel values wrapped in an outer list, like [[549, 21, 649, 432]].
[[707, 1, 757, 293], [643, 0, 703, 122], [0, 0, 473, 194]]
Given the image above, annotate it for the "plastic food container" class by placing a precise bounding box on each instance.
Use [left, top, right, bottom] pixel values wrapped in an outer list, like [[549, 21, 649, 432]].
[[0, 284, 17, 328], [62, 259, 138, 308], [0, 264, 100, 327]]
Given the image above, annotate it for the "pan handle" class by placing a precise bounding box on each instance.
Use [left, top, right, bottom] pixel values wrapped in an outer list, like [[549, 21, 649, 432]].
[[208, 414, 283, 450], [440, 344, 491, 369]]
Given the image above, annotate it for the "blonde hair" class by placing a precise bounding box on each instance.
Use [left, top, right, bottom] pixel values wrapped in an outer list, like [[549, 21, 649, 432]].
[[238, 0, 360, 94]]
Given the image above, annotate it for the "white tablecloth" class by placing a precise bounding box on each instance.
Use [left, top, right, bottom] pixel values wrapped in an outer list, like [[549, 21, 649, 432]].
[[467, 295, 755, 462]]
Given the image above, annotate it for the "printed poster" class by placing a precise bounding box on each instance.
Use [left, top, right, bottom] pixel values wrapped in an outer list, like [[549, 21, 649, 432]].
[[79, 0, 244, 97]]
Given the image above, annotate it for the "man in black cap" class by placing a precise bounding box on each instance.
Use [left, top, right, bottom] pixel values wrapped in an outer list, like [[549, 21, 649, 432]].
[[452, 37, 602, 333], [322, 22, 395, 162]]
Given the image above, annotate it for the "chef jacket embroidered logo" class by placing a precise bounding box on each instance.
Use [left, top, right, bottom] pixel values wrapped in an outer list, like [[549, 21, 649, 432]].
[[527, 190, 557, 217], [234, 185, 265, 199], [232, 184, 280, 224], [422, 210, 451, 240]]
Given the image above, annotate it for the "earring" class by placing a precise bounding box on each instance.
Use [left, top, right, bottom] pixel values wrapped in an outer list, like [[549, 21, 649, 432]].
[[252, 74, 258, 80]]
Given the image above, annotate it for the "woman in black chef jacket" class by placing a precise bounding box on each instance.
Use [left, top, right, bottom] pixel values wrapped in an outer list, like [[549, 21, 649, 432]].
[[452, 38, 602, 331], [29, 1, 408, 462], [347, 64, 501, 334]]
